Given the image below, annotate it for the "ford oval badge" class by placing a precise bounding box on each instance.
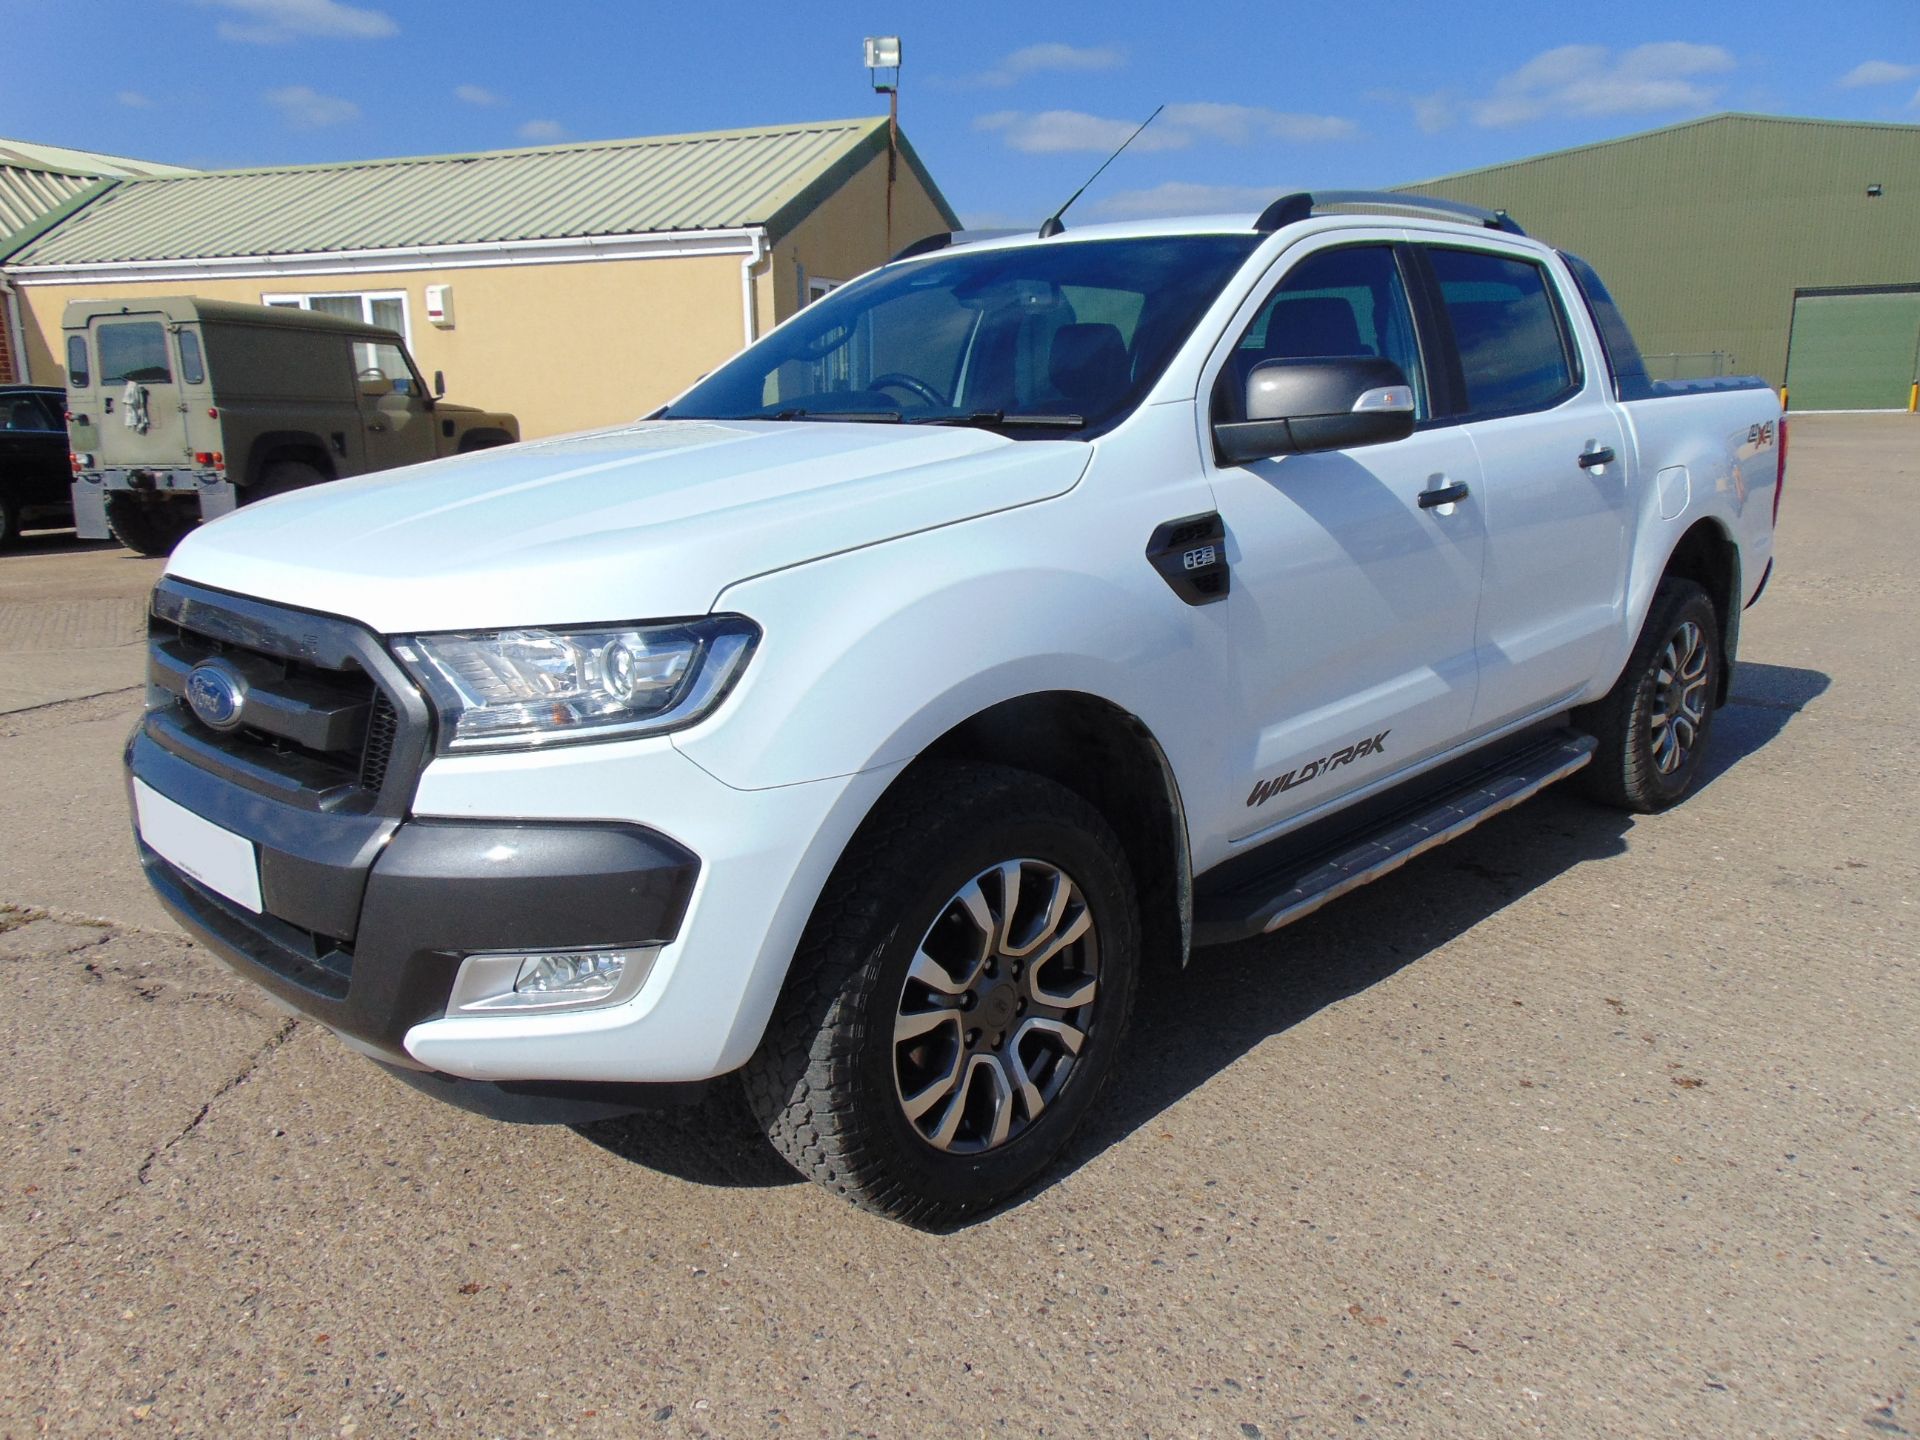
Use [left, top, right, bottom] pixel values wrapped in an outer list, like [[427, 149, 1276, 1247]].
[[185, 661, 246, 731]]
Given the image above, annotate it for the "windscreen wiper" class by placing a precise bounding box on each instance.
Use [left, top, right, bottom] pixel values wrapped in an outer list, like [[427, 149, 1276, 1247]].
[[766, 408, 902, 423], [914, 411, 1086, 429]]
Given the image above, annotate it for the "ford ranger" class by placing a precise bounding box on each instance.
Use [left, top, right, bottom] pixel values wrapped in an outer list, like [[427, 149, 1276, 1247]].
[[124, 193, 1783, 1225]]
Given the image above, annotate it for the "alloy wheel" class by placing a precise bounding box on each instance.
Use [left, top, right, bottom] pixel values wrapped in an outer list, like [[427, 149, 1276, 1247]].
[[1649, 619, 1710, 775]]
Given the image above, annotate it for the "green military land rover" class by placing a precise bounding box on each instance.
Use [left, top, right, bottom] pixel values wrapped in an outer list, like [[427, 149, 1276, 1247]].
[[65, 297, 519, 555]]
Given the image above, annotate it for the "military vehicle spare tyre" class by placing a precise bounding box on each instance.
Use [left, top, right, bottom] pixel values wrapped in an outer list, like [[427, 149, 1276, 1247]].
[[105, 493, 197, 557]]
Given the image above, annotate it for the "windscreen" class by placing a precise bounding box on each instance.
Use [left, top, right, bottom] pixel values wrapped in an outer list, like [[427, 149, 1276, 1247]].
[[664, 234, 1262, 436]]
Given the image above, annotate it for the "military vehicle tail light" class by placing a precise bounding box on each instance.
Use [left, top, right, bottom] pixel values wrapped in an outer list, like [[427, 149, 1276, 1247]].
[[207, 407, 219, 419], [194, 452, 213, 466]]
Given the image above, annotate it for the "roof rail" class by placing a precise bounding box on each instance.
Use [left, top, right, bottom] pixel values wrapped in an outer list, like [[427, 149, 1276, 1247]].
[[1252, 190, 1525, 236], [890, 228, 1024, 263]]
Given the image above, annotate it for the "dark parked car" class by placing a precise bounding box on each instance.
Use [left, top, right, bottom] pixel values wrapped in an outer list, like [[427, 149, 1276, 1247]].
[[0, 385, 72, 545]]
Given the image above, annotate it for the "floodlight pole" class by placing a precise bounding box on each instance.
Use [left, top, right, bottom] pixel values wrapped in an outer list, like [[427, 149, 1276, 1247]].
[[866, 37, 902, 254]]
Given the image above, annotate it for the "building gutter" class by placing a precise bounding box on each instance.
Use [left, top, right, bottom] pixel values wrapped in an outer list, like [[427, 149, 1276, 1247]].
[[739, 228, 768, 348], [6, 227, 766, 286]]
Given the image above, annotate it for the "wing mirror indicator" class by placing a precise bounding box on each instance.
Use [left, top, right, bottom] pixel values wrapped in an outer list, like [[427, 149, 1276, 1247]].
[[1213, 356, 1416, 464]]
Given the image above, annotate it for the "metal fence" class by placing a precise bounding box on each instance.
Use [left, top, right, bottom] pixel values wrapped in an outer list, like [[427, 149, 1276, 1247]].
[[1643, 351, 1737, 381]]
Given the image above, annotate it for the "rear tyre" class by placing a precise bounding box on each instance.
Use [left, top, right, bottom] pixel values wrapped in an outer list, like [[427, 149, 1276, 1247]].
[[1577, 578, 1720, 812], [105, 493, 196, 557], [742, 762, 1140, 1228]]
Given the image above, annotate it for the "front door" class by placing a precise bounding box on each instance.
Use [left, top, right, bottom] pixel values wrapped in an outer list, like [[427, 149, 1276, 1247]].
[[1205, 240, 1487, 845], [355, 339, 434, 474]]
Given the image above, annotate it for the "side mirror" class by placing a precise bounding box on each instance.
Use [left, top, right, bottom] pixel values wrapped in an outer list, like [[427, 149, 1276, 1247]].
[[1214, 356, 1415, 465], [433, 369, 446, 399]]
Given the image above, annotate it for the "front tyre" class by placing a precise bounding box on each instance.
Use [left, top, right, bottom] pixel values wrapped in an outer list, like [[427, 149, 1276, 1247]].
[[1577, 578, 1721, 812], [743, 763, 1140, 1227]]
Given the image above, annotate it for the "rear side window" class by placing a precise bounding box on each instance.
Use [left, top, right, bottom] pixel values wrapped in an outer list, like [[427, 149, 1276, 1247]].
[[1427, 248, 1579, 417], [66, 335, 90, 389], [98, 322, 173, 385], [178, 330, 206, 385], [1560, 252, 1656, 402]]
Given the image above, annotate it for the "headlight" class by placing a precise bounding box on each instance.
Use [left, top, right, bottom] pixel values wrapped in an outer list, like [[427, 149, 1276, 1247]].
[[393, 616, 758, 751]]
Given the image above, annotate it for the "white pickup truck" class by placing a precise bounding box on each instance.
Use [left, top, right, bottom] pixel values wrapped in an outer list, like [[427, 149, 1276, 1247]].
[[127, 192, 1783, 1225]]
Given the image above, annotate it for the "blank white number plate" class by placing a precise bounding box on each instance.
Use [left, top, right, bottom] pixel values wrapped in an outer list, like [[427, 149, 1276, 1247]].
[[133, 780, 263, 913]]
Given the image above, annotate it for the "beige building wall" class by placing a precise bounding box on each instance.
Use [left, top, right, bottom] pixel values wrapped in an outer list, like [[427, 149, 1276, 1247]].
[[15, 251, 748, 438], [761, 148, 956, 329]]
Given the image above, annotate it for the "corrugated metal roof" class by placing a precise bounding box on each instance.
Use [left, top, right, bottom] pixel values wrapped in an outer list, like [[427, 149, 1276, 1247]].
[[0, 137, 191, 252], [13, 117, 954, 266]]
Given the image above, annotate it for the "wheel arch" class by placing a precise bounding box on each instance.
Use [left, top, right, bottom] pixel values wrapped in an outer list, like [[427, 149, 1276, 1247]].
[[244, 432, 334, 488], [456, 427, 515, 453], [874, 690, 1192, 973], [1656, 517, 1742, 706]]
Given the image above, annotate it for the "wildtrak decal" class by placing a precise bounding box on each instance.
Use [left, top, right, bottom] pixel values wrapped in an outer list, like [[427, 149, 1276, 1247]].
[[1247, 729, 1390, 808]]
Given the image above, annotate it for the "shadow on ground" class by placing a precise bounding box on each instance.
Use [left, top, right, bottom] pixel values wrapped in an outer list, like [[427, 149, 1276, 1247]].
[[577, 662, 1831, 1213], [1, 528, 120, 558]]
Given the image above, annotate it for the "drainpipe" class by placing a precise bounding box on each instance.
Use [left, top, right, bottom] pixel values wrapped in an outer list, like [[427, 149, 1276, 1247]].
[[739, 229, 768, 350], [0, 277, 26, 384]]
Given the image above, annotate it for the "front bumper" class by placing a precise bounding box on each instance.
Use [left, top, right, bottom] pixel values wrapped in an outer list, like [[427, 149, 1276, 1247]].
[[131, 729, 699, 1092]]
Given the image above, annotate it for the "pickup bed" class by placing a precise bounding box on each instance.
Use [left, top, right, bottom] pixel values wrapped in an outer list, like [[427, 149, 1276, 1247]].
[[124, 192, 1782, 1225]]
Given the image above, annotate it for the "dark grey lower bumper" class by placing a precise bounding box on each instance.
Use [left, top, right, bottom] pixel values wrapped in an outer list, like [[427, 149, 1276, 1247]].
[[129, 727, 700, 1115]]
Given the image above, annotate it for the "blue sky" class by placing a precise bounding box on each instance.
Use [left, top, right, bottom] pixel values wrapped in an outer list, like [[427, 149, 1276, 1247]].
[[5, 0, 1917, 227]]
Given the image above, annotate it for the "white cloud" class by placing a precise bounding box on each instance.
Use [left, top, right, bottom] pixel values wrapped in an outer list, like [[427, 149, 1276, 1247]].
[[518, 119, 567, 142], [264, 84, 361, 128], [1470, 42, 1735, 127], [116, 90, 153, 109], [453, 84, 504, 106], [969, 43, 1125, 87], [975, 103, 1354, 154], [1839, 60, 1920, 87], [200, 0, 396, 43], [1088, 181, 1282, 219]]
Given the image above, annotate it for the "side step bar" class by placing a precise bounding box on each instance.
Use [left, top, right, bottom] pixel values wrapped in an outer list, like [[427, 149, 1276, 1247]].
[[1194, 731, 1597, 946]]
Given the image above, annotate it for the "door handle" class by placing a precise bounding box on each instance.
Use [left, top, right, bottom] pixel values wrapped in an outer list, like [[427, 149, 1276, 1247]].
[[367, 422, 387, 433], [1418, 480, 1470, 509], [1578, 446, 1616, 469]]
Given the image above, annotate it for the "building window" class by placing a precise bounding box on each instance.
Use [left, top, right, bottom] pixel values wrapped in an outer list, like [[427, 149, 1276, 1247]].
[[263, 289, 412, 375], [262, 290, 410, 341], [808, 277, 842, 305]]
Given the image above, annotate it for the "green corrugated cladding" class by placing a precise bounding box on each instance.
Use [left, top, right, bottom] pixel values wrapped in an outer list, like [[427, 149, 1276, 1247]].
[[1395, 114, 1920, 391]]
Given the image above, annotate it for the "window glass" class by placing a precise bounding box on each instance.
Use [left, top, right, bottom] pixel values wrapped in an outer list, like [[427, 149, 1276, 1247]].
[[1559, 252, 1655, 402], [66, 335, 91, 389], [4, 394, 55, 431], [1427, 248, 1576, 416], [1219, 244, 1427, 421], [668, 234, 1261, 436], [178, 330, 206, 385], [98, 322, 172, 385], [357, 341, 417, 395]]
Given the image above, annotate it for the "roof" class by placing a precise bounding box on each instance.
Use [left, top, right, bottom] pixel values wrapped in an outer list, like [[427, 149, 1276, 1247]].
[[1398, 111, 1920, 189], [61, 295, 402, 339], [8, 117, 961, 267], [0, 136, 192, 258]]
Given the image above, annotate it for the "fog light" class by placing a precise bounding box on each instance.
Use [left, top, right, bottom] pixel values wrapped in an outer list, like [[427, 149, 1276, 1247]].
[[515, 950, 626, 997], [447, 945, 660, 1015]]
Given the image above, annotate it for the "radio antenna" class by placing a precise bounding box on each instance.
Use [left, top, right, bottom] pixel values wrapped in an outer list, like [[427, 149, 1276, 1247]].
[[1037, 104, 1164, 238]]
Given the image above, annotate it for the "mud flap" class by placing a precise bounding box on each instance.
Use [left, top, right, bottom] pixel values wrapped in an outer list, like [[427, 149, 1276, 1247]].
[[71, 479, 109, 540], [198, 481, 238, 522]]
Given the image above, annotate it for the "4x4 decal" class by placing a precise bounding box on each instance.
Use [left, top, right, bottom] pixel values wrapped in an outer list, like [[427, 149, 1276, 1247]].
[[1247, 729, 1390, 807]]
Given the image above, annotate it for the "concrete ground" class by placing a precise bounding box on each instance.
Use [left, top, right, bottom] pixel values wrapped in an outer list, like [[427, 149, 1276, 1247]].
[[0, 417, 1913, 1438]]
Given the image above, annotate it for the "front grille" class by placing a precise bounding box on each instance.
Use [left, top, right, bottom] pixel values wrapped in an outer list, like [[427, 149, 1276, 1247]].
[[146, 580, 427, 815]]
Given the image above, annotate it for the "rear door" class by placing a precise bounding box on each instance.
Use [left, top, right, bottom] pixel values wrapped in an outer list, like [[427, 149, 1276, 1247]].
[[1417, 243, 1632, 730], [93, 314, 186, 468], [1204, 236, 1487, 842]]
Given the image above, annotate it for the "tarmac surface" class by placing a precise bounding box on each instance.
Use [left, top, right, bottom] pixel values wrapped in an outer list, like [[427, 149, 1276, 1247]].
[[0, 416, 1913, 1437]]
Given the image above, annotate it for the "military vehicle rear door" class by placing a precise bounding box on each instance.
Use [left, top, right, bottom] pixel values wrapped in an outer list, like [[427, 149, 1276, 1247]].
[[94, 313, 185, 467], [354, 339, 435, 473]]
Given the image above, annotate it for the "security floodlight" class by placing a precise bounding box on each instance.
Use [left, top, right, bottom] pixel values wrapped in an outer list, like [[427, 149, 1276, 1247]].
[[865, 35, 901, 93]]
